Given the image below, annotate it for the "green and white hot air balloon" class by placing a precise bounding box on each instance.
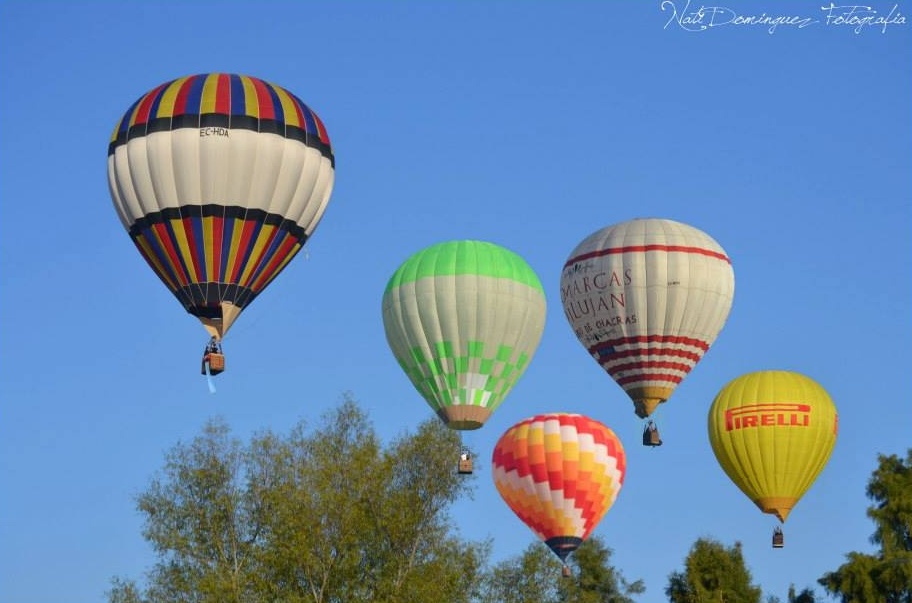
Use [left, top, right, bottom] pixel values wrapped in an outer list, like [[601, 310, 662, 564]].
[[382, 241, 546, 433]]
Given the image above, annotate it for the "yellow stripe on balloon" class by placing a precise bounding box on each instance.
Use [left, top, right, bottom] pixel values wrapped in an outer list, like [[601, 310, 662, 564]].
[[169, 218, 197, 282], [274, 86, 301, 128], [147, 226, 187, 286], [154, 76, 191, 119], [136, 237, 178, 291], [249, 237, 300, 292], [239, 225, 276, 286], [202, 215, 215, 281], [240, 76, 259, 116], [199, 73, 222, 114], [225, 218, 245, 281]]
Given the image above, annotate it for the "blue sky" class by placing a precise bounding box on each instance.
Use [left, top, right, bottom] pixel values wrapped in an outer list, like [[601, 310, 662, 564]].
[[1, 1, 909, 602]]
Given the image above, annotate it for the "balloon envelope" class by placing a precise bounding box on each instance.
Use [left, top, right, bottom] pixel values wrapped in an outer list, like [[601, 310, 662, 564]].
[[707, 370, 838, 522], [381, 240, 546, 430], [492, 413, 626, 561], [107, 73, 335, 340], [560, 218, 735, 418]]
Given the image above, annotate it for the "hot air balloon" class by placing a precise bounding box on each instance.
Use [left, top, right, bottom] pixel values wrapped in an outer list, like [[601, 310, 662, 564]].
[[560, 218, 735, 445], [381, 240, 546, 472], [707, 370, 838, 547], [492, 412, 626, 575], [107, 73, 334, 385]]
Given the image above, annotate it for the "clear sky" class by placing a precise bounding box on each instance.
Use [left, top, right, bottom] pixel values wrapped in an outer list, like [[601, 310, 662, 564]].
[[1, 1, 909, 602]]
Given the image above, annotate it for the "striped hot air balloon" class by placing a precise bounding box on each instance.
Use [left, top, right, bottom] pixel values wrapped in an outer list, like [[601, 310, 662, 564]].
[[492, 413, 626, 568], [107, 73, 334, 377], [708, 370, 838, 527], [560, 218, 735, 421], [381, 240, 546, 432]]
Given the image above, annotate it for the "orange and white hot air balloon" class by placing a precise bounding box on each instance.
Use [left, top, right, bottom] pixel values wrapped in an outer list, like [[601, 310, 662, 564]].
[[560, 218, 735, 425], [708, 370, 837, 546], [491, 413, 626, 570]]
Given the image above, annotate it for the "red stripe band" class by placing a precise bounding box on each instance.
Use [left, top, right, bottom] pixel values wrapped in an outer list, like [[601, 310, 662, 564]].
[[565, 244, 730, 268], [596, 334, 711, 351], [606, 360, 694, 374], [616, 373, 683, 386], [593, 347, 702, 363]]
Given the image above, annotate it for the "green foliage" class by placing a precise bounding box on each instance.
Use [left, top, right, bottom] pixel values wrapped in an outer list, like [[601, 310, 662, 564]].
[[764, 584, 818, 603], [479, 543, 561, 603], [787, 585, 818, 603], [477, 536, 644, 603], [865, 451, 912, 555], [666, 538, 762, 603], [107, 393, 489, 603], [106, 578, 143, 603], [136, 418, 261, 603], [818, 449, 912, 603], [561, 537, 645, 603]]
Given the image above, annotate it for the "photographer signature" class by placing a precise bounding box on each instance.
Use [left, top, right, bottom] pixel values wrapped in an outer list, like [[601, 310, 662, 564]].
[[662, 0, 906, 33]]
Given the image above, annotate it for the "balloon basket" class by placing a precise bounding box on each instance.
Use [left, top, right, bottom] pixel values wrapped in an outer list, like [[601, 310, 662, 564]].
[[201, 353, 225, 375], [457, 450, 473, 475], [642, 421, 663, 447], [772, 527, 784, 548]]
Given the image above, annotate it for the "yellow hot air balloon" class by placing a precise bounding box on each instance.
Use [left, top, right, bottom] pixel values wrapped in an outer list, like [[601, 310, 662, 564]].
[[708, 370, 837, 546]]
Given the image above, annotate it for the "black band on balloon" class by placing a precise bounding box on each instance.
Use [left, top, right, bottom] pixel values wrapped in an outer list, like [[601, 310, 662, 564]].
[[545, 536, 583, 561], [176, 283, 257, 317], [109, 117, 334, 167]]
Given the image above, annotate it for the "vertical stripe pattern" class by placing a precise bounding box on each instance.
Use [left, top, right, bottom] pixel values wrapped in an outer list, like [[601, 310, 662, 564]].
[[107, 73, 335, 326], [108, 73, 332, 155]]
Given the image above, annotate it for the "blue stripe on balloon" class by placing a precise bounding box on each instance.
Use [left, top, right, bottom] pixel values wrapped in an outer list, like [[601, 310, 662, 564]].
[[229, 74, 246, 116], [183, 75, 206, 115]]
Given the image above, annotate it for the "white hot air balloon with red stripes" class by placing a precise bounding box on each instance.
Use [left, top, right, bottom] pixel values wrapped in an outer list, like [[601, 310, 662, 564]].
[[560, 218, 734, 440]]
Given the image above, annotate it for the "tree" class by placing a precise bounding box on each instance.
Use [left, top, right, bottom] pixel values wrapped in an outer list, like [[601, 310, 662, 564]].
[[787, 585, 817, 603], [112, 418, 262, 603], [107, 394, 489, 603], [766, 585, 818, 603], [561, 537, 646, 603], [478, 542, 561, 603], [666, 538, 762, 603], [477, 536, 644, 603], [818, 449, 912, 603]]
